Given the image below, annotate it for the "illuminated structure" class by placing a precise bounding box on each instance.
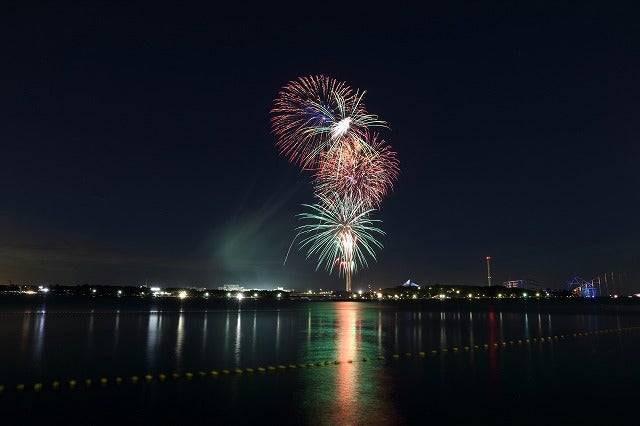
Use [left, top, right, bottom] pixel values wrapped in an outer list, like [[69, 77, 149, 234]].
[[218, 284, 244, 292], [401, 279, 420, 288], [504, 280, 520, 288], [566, 277, 598, 298], [486, 256, 492, 286]]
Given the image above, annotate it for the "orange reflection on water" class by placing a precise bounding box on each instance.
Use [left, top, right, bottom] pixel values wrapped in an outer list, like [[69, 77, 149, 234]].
[[335, 305, 359, 422]]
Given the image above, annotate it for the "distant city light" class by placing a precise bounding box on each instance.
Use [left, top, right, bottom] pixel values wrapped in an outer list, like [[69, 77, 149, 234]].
[[236, 293, 244, 300], [178, 291, 188, 299]]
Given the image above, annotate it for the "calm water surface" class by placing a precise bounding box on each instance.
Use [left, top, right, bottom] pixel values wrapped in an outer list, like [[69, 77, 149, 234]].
[[1, 295, 640, 425]]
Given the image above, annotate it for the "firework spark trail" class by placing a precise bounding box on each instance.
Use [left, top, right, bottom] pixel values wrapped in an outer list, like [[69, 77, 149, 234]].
[[295, 194, 385, 275], [271, 75, 387, 170], [271, 75, 399, 291], [314, 132, 399, 209]]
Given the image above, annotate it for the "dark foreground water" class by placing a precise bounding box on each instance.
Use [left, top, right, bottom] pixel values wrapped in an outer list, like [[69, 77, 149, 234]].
[[1, 295, 640, 425]]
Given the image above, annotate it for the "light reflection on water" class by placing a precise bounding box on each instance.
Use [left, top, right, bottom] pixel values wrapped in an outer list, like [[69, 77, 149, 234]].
[[2, 297, 640, 424], [0, 301, 638, 380], [3, 298, 637, 382]]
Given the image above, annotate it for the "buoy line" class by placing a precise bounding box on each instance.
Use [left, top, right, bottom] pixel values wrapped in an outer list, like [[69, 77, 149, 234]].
[[1, 326, 638, 395]]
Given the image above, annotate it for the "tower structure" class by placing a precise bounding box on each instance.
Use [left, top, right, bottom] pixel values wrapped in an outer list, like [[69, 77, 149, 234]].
[[486, 256, 492, 286]]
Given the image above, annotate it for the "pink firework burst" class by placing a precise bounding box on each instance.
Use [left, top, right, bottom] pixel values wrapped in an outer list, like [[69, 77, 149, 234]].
[[314, 132, 399, 209], [270, 75, 387, 170]]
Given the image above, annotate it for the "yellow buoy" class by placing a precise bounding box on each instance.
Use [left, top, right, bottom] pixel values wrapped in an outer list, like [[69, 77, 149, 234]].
[[257, 367, 266, 372], [52, 381, 60, 390], [16, 384, 25, 392], [100, 378, 108, 385], [130, 376, 138, 384], [289, 364, 297, 369], [220, 370, 229, 375], [245, 368, 254, 373], [234, 369, 243, 374], [172, 373, 180, 380], [199, 371, 206, 377], [34, 383, 42, 392], [85, 379, 92, 387], [211, 370, 219, 376], [392, 354, 400, 359], [419, 351, 426, 356], [159, 374, 166, 381], [0, 385, 4, 393], [145, 374, 153, 381], [115, 377, 123, 384], [268, 366, 276, 371]]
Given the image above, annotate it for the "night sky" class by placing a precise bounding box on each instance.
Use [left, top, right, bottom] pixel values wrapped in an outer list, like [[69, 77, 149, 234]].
[[1, 1, 639, 292]]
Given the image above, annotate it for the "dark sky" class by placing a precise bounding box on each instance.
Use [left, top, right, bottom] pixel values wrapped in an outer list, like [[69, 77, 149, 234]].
[[1, 1, 639, 292]]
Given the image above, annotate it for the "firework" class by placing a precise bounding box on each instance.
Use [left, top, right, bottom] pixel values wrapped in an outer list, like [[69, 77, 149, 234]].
[[295, 193, 385, 291], [272, 75, 399, 292], [313, 132, 399, 209], [270, 75, 387, 170]]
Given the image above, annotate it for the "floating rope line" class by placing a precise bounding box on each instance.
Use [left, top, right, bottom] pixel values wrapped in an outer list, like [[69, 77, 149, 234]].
[[1, 327, 638, 395]]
